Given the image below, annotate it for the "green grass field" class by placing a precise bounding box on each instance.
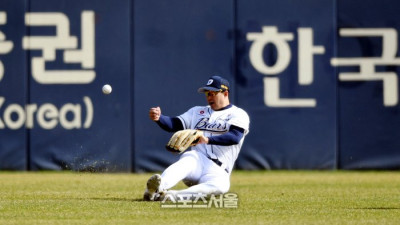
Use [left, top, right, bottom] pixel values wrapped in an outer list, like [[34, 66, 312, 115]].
[[0, 171, 399, 225]]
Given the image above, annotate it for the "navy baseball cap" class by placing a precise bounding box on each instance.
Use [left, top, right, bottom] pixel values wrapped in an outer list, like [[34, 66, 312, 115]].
[[198, 75, 230, 93]]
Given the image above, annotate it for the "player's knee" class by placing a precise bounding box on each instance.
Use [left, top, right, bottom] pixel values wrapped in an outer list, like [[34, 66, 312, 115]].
[[219, 183, 230, 194]]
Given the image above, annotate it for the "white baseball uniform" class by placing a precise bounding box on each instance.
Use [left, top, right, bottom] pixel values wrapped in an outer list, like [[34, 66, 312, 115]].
[[159, 104, 250, 196]]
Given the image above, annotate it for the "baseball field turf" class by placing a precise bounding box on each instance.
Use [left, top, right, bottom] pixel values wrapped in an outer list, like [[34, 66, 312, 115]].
[[0, 171, 399, 225]]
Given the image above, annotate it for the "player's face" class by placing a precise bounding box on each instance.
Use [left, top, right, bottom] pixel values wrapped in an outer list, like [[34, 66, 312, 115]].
[[205, 90, 228, 110]]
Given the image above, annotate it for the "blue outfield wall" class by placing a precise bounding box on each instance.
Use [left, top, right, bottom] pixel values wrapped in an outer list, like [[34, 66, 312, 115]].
[[0, 0, 399, 171], [235, 0, 337, 169], [336, 0, 400, 169], [0, 0, 27, 170]]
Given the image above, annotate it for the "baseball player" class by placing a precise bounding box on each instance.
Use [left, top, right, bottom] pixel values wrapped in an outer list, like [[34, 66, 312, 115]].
[[144, 75, 250, 201]]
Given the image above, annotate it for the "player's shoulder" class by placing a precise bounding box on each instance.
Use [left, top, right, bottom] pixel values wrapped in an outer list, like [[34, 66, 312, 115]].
[[230, 105, 250, 123], [231, 105, 249, 116]]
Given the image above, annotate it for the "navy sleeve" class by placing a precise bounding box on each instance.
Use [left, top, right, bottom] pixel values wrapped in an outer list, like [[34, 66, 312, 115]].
[[208, 125, 245, 146], [156, 115, 183, 132]]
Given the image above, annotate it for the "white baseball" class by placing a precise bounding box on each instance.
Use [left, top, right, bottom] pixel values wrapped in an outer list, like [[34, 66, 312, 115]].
[[102, 84, 112, 94]]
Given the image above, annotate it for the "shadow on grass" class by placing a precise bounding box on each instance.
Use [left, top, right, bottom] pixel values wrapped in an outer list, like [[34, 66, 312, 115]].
[[85, 197, 147, 202]]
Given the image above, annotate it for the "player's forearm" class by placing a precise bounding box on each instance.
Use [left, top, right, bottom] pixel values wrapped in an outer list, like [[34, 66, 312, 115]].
[[156, 115, 183, 132], [207, 125, 244, 146]]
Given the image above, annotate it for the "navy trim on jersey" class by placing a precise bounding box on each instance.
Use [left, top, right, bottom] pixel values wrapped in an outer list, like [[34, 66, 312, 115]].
[[215, 104, 232, 111], [156, 115, 183, 132]]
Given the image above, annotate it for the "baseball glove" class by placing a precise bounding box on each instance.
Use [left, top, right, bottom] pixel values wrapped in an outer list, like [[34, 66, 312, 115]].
[[166, 129, 203, 153]]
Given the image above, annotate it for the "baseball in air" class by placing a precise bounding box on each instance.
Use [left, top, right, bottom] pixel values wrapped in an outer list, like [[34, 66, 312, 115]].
[[102, 84, 112, 94]]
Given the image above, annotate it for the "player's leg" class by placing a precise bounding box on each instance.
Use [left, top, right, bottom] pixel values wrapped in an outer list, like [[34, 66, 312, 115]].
[[164, 176, 230, 200], [159, 150, 202, 191], [143, 150, 203, 201], [164, 158, 230, 200]]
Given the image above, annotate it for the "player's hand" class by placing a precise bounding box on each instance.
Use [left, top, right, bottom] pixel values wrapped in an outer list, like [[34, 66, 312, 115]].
[[149, 107, 161, 121], [197, 135, 209, 145]]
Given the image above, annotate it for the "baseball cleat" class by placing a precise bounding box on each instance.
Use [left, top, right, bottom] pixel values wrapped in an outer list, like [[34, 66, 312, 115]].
[[143, 174, 162, 201], [153, 191, 167, 201]]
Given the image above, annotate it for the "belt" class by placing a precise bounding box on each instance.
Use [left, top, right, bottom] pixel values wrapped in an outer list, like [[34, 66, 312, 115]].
[[207, 156, 229, 173]]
